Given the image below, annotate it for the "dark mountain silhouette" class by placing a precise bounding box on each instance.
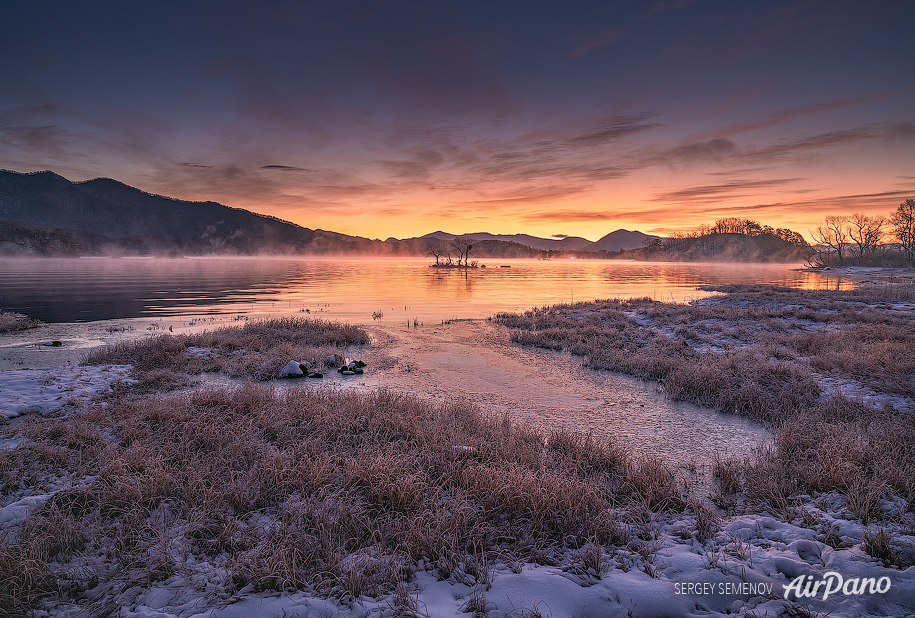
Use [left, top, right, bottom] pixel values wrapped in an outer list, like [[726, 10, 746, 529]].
[[419, 230, 655, 252], [0, 170, 660, 257], [1, 170, 804, 262], [420, 231, 595, 251], [591, 229, 654, 252], [0, 170, 328, 255]]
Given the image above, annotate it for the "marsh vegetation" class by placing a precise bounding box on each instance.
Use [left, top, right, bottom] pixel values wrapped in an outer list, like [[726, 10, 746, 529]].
[[495, 284, 915, 514], [83, 316, 369, 390], [3, 287, 915, 616]]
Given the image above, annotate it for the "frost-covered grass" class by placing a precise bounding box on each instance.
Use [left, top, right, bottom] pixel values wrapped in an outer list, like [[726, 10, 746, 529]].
[[0, 386, 685, 616], [0, 310, 42, 333], [82, 316, 370, 386], [494, 285, 915, 509]]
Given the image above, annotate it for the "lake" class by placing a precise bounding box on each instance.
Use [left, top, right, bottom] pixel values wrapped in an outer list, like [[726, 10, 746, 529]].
[[0, 256, 853, 323]]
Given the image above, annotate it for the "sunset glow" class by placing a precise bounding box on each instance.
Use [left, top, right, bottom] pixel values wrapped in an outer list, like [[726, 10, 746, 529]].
[[2, 1, 913, 240]]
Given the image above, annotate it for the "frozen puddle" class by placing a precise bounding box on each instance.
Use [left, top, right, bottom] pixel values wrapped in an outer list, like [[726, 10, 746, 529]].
[[362, 321, 771, 472], [0, 364, 134, 418]]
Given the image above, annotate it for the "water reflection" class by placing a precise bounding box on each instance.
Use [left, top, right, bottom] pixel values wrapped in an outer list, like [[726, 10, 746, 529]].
[[0, 257, 856, 323]]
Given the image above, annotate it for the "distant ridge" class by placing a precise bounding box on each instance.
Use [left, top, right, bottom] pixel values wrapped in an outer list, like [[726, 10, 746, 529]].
[[0, 170, 657, 257], [417, 229, 655, 253]]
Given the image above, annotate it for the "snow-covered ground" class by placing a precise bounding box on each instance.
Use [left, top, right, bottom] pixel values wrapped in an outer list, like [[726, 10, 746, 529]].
[[30, 498, 910, 618], [2, 315, 914, 617], [0, 364, 134, 419]]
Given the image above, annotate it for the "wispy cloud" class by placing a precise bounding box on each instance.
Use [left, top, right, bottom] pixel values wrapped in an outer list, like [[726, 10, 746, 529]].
[[570, 29, 626, 58], [695, 90, 911, 141], [563, 113, 660, 147], [261, 165, 315, 172], [652, 178, 802, 204], [457, 184, 588, 205]]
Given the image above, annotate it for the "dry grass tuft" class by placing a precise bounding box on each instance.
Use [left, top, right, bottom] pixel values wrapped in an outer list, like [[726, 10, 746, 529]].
[[690, 499, 719, 544], [862, 527, 898, 567], [83, 316, 369, 384], [496, 285, 915, 517], [0, 384, 679, 614], [0, 310, 42, 333]]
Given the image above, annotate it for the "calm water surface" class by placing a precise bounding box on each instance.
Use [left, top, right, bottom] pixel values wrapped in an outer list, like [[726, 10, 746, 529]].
[[1, 257, 854, 323]]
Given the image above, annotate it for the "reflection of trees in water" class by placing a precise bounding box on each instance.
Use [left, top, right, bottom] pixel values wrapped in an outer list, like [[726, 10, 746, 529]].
[[425, 268, 474, 298]]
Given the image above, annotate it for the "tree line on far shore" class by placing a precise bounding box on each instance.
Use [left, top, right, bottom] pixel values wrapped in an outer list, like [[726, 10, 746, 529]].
[[808, 198, 915, 267], [636, 217, 812, 263]]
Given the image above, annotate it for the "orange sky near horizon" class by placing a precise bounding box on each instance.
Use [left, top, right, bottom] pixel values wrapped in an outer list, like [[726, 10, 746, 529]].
[[2, 1, 913, 242]]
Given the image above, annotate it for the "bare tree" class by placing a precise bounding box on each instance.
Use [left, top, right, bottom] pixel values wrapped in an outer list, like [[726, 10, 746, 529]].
[[451, 235, 474, 267], [848, 213, 886, 258], [642, 236, 663, 252], [811, 215, 849, 265], [427, 242, 446, 266], [891, 198, 915, 263]]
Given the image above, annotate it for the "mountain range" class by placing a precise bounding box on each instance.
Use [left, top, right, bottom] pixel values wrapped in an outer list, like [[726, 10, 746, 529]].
[[0, 170, 654, 257]]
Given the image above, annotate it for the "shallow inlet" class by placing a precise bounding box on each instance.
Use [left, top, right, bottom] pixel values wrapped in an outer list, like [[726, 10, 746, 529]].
[[259, 319, 773, 484]]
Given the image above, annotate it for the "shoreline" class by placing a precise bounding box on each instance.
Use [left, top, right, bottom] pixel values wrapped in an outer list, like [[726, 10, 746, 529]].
[[3, 289, 915, 617]]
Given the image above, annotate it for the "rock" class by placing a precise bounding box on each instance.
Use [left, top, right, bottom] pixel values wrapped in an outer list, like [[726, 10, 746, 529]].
[[355, 360, 367, 368], [307, 372, 323, 378], [42, 341, 63, 347], [280, 361, 304, 378], [299, 361, 312, 372], [341, 370, 355, 375], [353, 368, 364, 375], [325, 355, 339, 367]]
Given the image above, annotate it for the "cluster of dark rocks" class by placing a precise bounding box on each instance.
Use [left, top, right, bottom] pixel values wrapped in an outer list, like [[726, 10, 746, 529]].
[[337, 360, 366, 376], [279, 356, 367, 379], [280, 360, 324, 378]]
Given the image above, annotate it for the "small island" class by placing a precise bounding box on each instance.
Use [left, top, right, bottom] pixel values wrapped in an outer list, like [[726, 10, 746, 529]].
[[427, 235, 481, 267]]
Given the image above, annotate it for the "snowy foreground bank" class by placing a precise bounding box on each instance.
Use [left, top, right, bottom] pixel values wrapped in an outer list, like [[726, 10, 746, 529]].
[[1, 374, 912, 618], [2, 302, 915, 617], [0, 364, 134, 419], [66, 502, 915, 618]]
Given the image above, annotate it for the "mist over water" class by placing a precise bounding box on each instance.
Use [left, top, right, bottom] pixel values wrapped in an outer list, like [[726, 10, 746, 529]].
[[0, 256, 854, 323]]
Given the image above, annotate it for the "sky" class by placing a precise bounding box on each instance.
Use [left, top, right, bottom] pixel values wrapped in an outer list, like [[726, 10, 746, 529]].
[[1, 0, 914, 241]]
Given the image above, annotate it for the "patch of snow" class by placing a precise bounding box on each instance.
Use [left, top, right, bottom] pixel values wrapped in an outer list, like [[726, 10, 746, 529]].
[[66, 503, 915, 618], [815, 374, 915, 412], [185, 346, 212, 359], [0, 364, 135, 419], [0, 494, 50, 529], [0, 436, 30, 451]]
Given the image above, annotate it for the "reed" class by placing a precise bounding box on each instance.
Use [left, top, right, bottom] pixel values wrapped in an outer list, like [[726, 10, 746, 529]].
[[0, 385, 684, 614]]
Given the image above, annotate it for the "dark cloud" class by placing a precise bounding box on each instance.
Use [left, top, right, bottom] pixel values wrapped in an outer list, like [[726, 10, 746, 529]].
[[261, 165, 314, 172], [652, 0, 698, 12], [564, 113, 660, 148], [0, 105, 73, 160], [458, 184, 588, 206], [739, 128, 880, 163], [696, 91, 911, 141], [522, 207, 680, 224], [657, 138, 739, 165], [552, 233, 569, 238], [689, 189, 915, 218], [522, 210, 615, 222], [570, 29, 626, 58], [179, 162, 213, 168], [652, 178, 802, 204], [428, 182, 469, 191], [376, 150, 445, 179]]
